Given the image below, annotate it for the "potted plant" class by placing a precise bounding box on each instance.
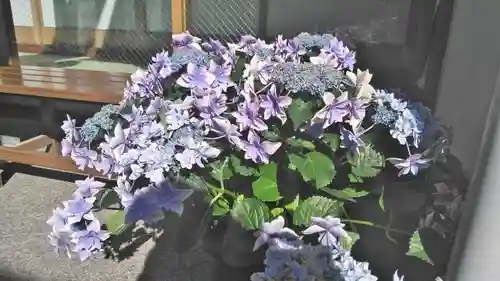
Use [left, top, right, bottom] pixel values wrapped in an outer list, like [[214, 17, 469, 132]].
[[46, 31, 459, 281]]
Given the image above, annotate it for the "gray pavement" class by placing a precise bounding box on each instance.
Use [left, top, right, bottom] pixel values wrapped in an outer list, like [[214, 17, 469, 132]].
[[0, 173, 213, 281]]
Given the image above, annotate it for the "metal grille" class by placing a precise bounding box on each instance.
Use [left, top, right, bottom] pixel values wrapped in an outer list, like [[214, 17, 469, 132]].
[[188, 0, 259, 43], [93, 0, 173, 67]]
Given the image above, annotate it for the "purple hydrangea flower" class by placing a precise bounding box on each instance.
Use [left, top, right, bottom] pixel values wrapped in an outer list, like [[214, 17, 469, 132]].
[[177, 63, 216, 90], [175, 139, 220, 169], [310, 53, 339, 68], [239, 130, 281, 164], [208, 60, 234, 90], [151, 50, 173, 78], [253, 216, 299, 251], [387, 153, 431, 176], [346, 98, 368, 128], [340, 126, 364, 154], [73, 177, 105, 199], [62, 197, 95, 225], [231, 35, 257, 54], [201, 38, 227, 55], [194, 91, 228, 126], [302, 216, 349, 248], [47, 207, 70, 232], [260, 84, 292, 124], [243, 55, 274, 84], [165, 107, 190, 131], [71, 219, 110, 261], [124, 181, 193, 223], [233, 101, 268, 131], [172, 31, 201, 50], [313, 92, 349, 129]]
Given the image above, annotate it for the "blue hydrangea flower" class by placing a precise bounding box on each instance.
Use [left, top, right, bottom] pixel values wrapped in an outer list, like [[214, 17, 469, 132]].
[[271, 62, 342, 96], [170, 47, 210, 71], [73, 177, 105, 199], [124, 180, 193, 223], [371, 103, 398, 126]]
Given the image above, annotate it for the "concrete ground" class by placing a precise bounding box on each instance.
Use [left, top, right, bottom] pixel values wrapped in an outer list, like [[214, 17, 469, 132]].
[[0, 173, 213, 281]]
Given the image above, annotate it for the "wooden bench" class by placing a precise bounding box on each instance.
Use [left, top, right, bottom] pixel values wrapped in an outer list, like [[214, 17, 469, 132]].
[[0, 65, 128, 182]]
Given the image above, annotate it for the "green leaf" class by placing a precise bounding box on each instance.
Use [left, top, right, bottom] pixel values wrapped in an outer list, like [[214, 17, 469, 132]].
[[231, 198, 270, 230], [98, 189, 120, 209], [288, 99, 313, 130], [284, 195, 300, 212], [210, 158, 233, 182], [287, 137, 316, 150], [252, 162, 281, 202], [407, 230, 434, 265], [347, 146, 385, 179], [212, 197, 230, 217], [230, 57, 246, 81], [321, 187, 369, 202], [271, 207, 284, 217], [322, 133, 340, 152], [104, 210, 126, 234], [262, 130, 281, 142], [348, 173, 364, 184], [379, 186, 385, 212], [293, 196, 342, 226], [230, 154, 257, 176], [288, 152, 336, 189], [340, 231, 360, 250]]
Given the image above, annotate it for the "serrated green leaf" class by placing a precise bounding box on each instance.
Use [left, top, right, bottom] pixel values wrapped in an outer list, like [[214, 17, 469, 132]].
[[284, 195, 300, 212], [340, 231, 360, 250], [271, 207, 284, 217], [288, 152, 336, 189], [348, 173, 364, 183], [287, 137, 316, 150], [104, 210, 126, 234], [321, 187, 369, 202], [288, 99, 313, 130], [210, 158, 233, 181], [406, 230, 434, 265], [231, 198, 270, 230], [348, 146, 385, 179], [379, 186, 385, 212], [293, 196, 342, 226], [322, 133, 340, 152], [230, 154, 257, 176], [252, 162, 281, 202]]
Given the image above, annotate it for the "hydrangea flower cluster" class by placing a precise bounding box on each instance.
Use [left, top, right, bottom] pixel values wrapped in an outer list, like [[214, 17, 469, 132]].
[[49, 30, 447, 272], [250, 216, 401, 281], [46, 177, 109, 261]]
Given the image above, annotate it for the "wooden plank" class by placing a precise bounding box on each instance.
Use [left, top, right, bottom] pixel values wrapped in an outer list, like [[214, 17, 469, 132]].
[[0, 146, 106, 178], [30, 0, 44, 45], [0, 83, 123, 104], [171, 0, 187, 34], [12, 135, 52, 151]]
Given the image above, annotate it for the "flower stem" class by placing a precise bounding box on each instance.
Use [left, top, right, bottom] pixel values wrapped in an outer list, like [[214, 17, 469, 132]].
[[343, 219, 411, 235]]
